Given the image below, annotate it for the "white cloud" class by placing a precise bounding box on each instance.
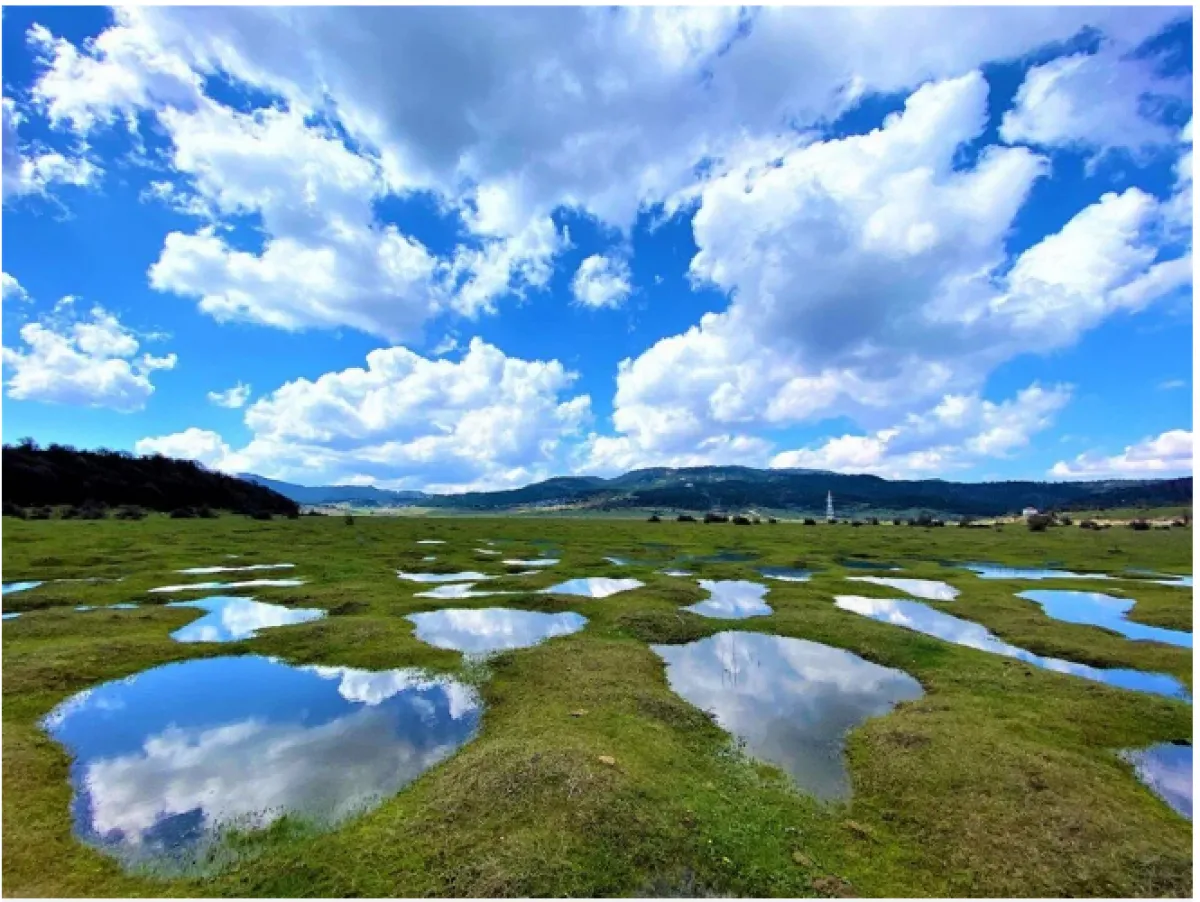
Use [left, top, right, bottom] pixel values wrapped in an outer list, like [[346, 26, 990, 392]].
[[1158, 379, 1186, 391], [1050, 429, 1192, 479], [3, 306, 177, 411], [771, 384, 1072, 478], [1000, 45, 1188, 157], [2, 273, 30, 304], [137, 339, 592, 491], [571, 254, 632, 309], [2, 97, 97, 201], [207, 381, 251, 409]]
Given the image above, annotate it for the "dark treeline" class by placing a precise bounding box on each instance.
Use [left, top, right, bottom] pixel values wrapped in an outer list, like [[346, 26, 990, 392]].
[[2, 440, 299, 516]]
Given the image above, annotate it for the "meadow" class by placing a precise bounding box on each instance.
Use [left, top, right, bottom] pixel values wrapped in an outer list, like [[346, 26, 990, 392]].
[[1, 515, 1192, 897]]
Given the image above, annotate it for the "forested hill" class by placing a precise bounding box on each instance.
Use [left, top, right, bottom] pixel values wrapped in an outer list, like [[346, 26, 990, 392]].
[[2, 442, 299, 515]]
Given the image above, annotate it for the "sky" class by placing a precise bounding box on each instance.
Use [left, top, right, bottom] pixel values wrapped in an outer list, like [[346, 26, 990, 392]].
[[1, 5, 1193, 493]]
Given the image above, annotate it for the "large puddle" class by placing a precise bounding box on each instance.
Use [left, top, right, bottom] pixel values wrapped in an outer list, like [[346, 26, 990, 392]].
[[414, 583, 514, 599], [541, 577, 644, 598], [959, 563, 1113, 580], [1120, 742, 1192, 820], [652, 632, 923, 799], [848, 576, 959, 601], [396, 570, 493, 584], [1017, 590, 1191, 649], [149, 579, 305, 595], [683, 580, 772, 620], [177, 564, 295, 575], [758, 567, 813, 583], [834, 596, 1189, 700], [42, 656, 482, 873], [166, 596, 327, 643], [407, 608, 587, 655]]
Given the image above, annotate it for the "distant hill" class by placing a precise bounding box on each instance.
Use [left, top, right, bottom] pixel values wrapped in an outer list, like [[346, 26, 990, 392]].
[[3, 442, 298, 515], [244, 465, 1192, 518]]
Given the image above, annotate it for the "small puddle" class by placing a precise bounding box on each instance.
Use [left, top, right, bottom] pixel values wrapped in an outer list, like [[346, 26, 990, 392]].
[[502, 558, 558, 567], [1017, 590, 1191, 649], [421, 556, 437, 562], [541, 578, 644, 598], [414, 583, 515, 599], [848, 577, 959, 601], [660, 569, 694, 577], [166, 596, 327, 643], [177, 564, 295, 575], [1120, 742, 1192, 820], [416, 540, 445, 545], [3, 612, 20, 620], [652, 631, 923, 799], [758, 567, 813, 583], [682, 550, 756, 564], [149, 579, 306, 595], [476, 548, 501, 555], [2, 581, 43, 595], [834, 596, 1189, 700], [960, 562, 1113, 580], [1124, 570, 1194, 588], [396, 570, 493, 584], [683, 580, 772, 620], [42, 656, 482, 874], [408, 608, 587, 655], [840, 559, 902, 571]]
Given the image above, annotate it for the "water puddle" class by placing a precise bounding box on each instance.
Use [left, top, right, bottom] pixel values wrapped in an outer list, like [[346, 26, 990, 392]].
[[502, 558, 558, 567], [42, 656, 482, 874], [1124, 570, 1194, 588], [166, 596, 327, 643], [661, 569, 694, 577], [421, 556, 437, 562], [149, 579, 306, 595], [177, 564, 295, 575], [959, 562, 1113, 580], [683, 580, 772, 620], [414, 583, 515, 600], [848, 577, 959, 601], [2, 581, 43, 595], [1017, 590, 1191, 649], [834, 596, 1189, 700], [840, 559, 902, 571], [3, 612, 21, 620], [541, 578, 644, 598], [1120, 742, 1192, 820], [408, 608, 587, 655], [682, 550, 756, 564], [416, 540, 445, 545], [652, 631, 923, 799], [396, 570, 493, 584], [476, 548, 501, 555], [758, 567, 813, 583]]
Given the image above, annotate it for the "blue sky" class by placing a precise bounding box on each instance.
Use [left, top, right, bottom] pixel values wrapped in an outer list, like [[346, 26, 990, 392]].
[[2, 6, 1193, 492]]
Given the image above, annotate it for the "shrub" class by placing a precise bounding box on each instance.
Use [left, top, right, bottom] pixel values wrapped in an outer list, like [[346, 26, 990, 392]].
[[850, 520, 864, 527], [250, 510, 274, 521], [677, 514, 696, 522], [647, 514, 662, 523], [703, 512, 729, 524], [1171, 519, 1186, 528], [892, 518, 903, 526], [306, 510, 324, 516], [1128, 519, 1151, 531], [802, 518, 817, 526], [196, 504, 217, 519], [286, 510, 300, 520], [732, 515, 751, 526], [344, 514, 356, 525], [867, 517, 879, 526], [767, 517, 778, 524], [1027, 513, 1053, 532], [114, 505, 146, 520], [1079, 519, 1098, 530], [3, 500, 26, 519], [170, 506, 197, 519], [27, 506, 52, 520]]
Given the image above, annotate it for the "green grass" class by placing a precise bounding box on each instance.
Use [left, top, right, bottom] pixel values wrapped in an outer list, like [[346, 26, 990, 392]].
[[2, 515, 1192, 897]]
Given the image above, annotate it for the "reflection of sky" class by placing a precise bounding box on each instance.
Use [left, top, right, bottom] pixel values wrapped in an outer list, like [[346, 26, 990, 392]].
[[2, 581, 42, 595], [834, 596, 1189, 701], [396, 570, 493, 583], [683, 580, 772, 620], [963, 563, 1112, 580], [652, 631, 922, 799], [42, 656, 481, 873], [1121, 743, 1192, 820], [2, 612, 20, 620], [660, 569, 693, 577], [502, 558, 558, 567], [177, 564, 295, 575], [414, 582, 516, 599], [149, 579, 305, 594], [416, 540, 445, 545], [758, 567, 813, 582], [1018, 590, 1192, 649], [541, 577, 644, 598], [408, 608, 587, 654], [848, 576, 959, 601], [166, 596, 326, 643]]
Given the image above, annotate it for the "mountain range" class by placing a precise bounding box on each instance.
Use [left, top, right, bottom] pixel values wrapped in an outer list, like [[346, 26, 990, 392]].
[[241, 467, 1192, 518]]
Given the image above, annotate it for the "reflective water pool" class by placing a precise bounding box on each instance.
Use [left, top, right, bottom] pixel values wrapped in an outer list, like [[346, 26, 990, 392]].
[[1017, 590, 1191, 649], [2, 581, 43, 595], [42, 656, 482, 873], [396, 570, 493, 583], [149, 579, 306, 594], [834, 596, 1189, 700], [3, 612, 20, 620], [416, 540, 445, 545], [408, 608, 587, 654], [541, 577, 644, 598], [683, 580, 772, 620], [960, 563, 1113, 580], [652, 632, 923, 799], [502, 558, 559, 567], [758, 567, 813, 582], [840, 559, 902, 571], [413, 583, 516, 599], [660, 569, 694, 577], [848, 576, 960, 601], [166, 596, 327, 643], [177, 564, 295, 575], [1120, 742, 1192, 820]]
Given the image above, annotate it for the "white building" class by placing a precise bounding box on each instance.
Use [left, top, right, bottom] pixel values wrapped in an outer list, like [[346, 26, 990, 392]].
[[1022, 506, 1039, 518]]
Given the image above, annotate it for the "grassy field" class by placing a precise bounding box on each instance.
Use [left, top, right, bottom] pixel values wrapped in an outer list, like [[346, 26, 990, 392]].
[[2, 515, 1192, 897]]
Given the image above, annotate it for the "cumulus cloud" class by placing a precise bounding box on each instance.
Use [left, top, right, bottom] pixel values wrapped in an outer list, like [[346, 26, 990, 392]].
[[1050, 429, 1192, 479], [207, 381, 251, 409], [2, 272, 30, 303], [771, 384, 1072, 478], [2, 97, 97, 201], [571, 254, 632, 309], [2, 306, 176, 411], [137, 339, 592, 491]]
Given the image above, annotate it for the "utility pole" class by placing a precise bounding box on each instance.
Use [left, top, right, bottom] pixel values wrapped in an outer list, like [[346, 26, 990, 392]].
[[826, 491, 835, 523]]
